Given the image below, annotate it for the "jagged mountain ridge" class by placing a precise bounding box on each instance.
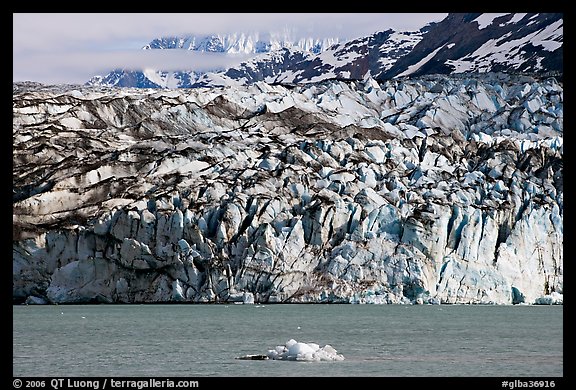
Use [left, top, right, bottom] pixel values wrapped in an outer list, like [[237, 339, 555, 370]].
[[87, 13, 562, 88], [193, 29, 425, 87], [143, 32, 340, 54], [87, 31, 342, 88]]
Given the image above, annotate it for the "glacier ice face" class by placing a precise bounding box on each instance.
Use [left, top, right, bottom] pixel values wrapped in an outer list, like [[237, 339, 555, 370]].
[[13, 74, 562, 305]]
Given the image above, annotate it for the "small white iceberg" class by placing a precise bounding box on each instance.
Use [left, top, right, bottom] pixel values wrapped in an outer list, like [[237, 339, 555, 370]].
[[267, 339, 345, 361], [236, 339, 345, 361], [534, 292, 563, 305]]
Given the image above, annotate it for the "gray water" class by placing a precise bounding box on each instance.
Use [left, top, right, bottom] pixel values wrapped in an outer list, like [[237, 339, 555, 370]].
[[13, 304, 562, 377]]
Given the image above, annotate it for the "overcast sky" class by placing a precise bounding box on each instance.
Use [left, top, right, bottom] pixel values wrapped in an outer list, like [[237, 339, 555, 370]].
[[13, 13, 448, 85]]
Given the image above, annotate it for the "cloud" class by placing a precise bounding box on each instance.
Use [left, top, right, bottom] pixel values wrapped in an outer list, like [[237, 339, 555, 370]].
[[14, 13, 446, 46], [13, 49, 253, 84], [13, 13, 448, 84]]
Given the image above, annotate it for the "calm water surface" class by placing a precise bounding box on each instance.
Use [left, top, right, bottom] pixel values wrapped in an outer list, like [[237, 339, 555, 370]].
[[13, 304, 562, 377]]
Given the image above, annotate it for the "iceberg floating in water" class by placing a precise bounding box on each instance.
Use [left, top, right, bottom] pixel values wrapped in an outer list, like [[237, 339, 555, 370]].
[[534, 292, 563, 305], [267, 339, 345, 361], [236, 339, 345, 361]]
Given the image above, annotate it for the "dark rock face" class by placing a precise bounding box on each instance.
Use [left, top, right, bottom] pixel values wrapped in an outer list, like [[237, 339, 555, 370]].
[[380, 13, 563, 79], [13, 74, 563, 305]]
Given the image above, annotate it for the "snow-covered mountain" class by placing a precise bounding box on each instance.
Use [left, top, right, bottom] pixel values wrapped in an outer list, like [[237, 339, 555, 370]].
[[87, 13, 562, 88], [192, 29, 425, 87], [143, 32, 340, 54], [195, 12, 562, 87], [87, 32, 341, 88], [14, 73, 563, 305], [87, 69, 203, 89], [380, 13, 563, 79]]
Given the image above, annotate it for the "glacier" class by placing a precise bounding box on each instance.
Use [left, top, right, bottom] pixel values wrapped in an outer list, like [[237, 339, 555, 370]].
[[13, 73, 563, 305]]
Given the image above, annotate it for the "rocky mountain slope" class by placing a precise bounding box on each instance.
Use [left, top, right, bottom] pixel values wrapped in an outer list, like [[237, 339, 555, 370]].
[[381, 13, 563, 78], [195, 13, 562, 87], [192, 29, 425, 87], [87, 13, 562, 88], [13, 72, 563, 305]]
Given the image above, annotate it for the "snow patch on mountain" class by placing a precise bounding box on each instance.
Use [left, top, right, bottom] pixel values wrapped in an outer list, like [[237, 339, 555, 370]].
[[396, 45, 445, 77], [506, 13, 528, 25], [446, 19, 563, 74], [378, 31, 424, 70], [474, 13, 511, 29]]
